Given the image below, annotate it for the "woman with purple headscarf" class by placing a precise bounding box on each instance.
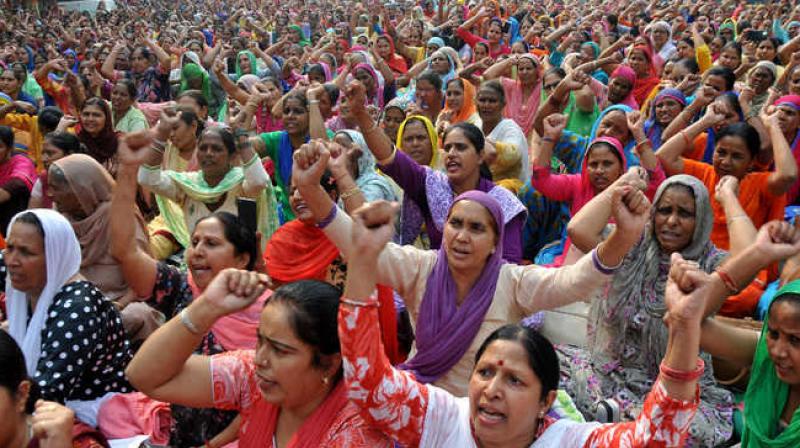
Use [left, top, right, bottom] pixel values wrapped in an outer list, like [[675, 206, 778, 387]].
[[292, 138, 651, 397]]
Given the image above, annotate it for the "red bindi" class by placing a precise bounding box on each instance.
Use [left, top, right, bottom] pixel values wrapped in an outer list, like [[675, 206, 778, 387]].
[[497, 360, 504, 367]]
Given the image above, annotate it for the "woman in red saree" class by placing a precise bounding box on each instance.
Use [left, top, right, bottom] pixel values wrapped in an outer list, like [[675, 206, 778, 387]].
[[628, 45, 661, 108]]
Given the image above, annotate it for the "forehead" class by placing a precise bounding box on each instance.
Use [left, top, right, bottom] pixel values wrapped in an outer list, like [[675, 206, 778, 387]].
[[586, 143, 618, 161], [8, 221, 44, 247], [199, 132, 226, 146], [450, 200, 495, 226], [600, 111, 626, 126], [769, 300, 800, 328], [192, 216, 225, 236], [657, 186, 695, 209], [476, 339, 534, 375], [403, 120, 428, 136]]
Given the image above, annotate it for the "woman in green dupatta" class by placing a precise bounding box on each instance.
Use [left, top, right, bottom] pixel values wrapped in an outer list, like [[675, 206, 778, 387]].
[[696, 225, 800, 447], [132, 115, 279, 251], [179, 63, 212, 103], [234, 50, 258, 81], [288, 24, 311, 47]]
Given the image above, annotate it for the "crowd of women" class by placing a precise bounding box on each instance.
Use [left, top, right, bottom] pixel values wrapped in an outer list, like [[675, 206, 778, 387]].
[[5, 0, 800, 446]]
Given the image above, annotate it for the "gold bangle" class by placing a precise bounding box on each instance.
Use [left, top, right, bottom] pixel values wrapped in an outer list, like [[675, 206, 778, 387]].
[[340, 187, 362, 200]]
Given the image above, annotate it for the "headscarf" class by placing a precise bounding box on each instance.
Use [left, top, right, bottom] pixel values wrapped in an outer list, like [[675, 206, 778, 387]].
[[775, 95, 800, 203], [399, 191, 505, 383], [63, 49, 80, 73], [644, 88, 687, 149], [742, 280, 800, 448], [610, 65, 639, 109], [288, 24, 311, 47], [427, 49, 457, 91], [591, 175, 725, 377], [352, 63, 385, 108], [77, 100, 119, 166], [6, 209, 82, 375], [395, 115, 440, 168], [235, 50, 258, 80], [338, 130, 398, 202], [396, 115, 440, 245], [237, 74, 260, 92], [629, 46, 661, 107], [441, 78, 477, 125], [587, 104, 639, 166], [720, 19, 738, 40], [51, 154, 148, 300], [376, 35, 408, 74], [264, 220, 340, 283], [427, 36, 445, 53], [179, 63, 211, 101]]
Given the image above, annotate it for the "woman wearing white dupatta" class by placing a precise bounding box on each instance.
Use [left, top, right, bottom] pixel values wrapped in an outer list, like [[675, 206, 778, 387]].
[[3, 209, 131, 425]]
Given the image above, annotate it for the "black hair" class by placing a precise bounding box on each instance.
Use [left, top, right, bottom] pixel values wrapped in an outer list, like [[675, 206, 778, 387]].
[[721, 41, 742, 58], [306, 63, 327, 81], [177, 89, 210, 109], [717, 122, 761, 159], [37, 107, 64, 134], [479, 79, 506, 105], [176, 105, 205, 137], [716, 92, 744, 121], [587, 140, 624, 166], [15, 211, 44, 238], [544, 66, 567, 80], [269, 280, 343, 381], [442, 122, 492, 180], [770, 291, 800, 314], [0, 331, 39, 414], [417, 70, 443, 92], [194, 211, 257, 270], [0, 125, 15, 149], [283, 91, 309, 112], [705, 67, 736, 91], [475, 324, 559, 400], [132, 46, 153, 62], [114, 78, 137, 99], [679, 36, 694, 48], [675, 57, 699, 75], [324, 83, 340, 105], [446, 77, 465, 91], [200, 126, 237, 154], [44, 131, 82, 155]]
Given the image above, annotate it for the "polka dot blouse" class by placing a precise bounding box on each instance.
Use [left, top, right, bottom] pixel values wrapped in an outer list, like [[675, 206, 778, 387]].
[[0, 258, 132, 403]]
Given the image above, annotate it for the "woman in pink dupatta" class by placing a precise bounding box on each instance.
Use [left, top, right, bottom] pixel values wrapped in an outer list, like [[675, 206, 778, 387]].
[[0, 125, 36, 238], [483, 54, 544, 137]]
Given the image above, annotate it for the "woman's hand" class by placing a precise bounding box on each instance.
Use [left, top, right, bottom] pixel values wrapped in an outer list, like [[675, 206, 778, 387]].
[[199, 268, 269, 318], [30, 400, 75, 448], [327, 141, 355, 179], [350, 200, 400, 263], [664, 253, 709, 328], [615, 166, 649, 190], [714, 175, 739, 204], [155, 107, 180, 141], [292, 139, 330, 187], [56, 115, 79, 132], [611, 183, 651, 238], [542, 113, 567, 140], [118, 130, 154, 166], [626, 110, 646, 142], [751, 220, 800, 264], [760, 105, 781, 131], [343, 80, 368, 118], [700, 101, 726, 128]]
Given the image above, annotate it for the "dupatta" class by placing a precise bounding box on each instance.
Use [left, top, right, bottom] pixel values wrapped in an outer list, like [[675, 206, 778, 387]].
[[629, 46, 661, 107]]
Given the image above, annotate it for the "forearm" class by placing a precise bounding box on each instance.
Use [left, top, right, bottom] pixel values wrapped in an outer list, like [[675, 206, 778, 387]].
[[336, 172, 366, 213], [660, 319, 702, 401], [483, 59, 513, 80], [596, 224, 640, 267], [356, 110, 394, 162], [662, 103, 701, 141], [110, 165, 141, 259], [699, 316, 758, 367], [720, 195, 757, 256], [704, 246, 772, 315], [0, 188, 10, 204], [656, 119, 709, 172], [100, 51, 119, 79], [769, 126, 799, 194], [138, 164, 178, 199], [241, 152, 270, 196]]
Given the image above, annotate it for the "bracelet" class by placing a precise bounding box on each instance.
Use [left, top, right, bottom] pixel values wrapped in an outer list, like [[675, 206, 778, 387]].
[[179, 308, 202, 335], [151, 139, 166, 155], [716, 269, 741, 294], [727, 214, 749, 222], [340, 187, 362, 200], [309, 99, 320, 105], [316, 204, 338, 229], [592, 246, 621, 275], [340, 297, 380, 308], [659, 358, 705, 383], [542, 136, 555, 143]]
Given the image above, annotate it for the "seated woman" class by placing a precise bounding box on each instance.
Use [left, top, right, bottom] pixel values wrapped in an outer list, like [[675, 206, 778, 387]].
[[436, 78, 479, 133], [28, 132, 81, 209], [656, 104, 797, 316], [111, 133, 271, 446], [125, 272, 391, 447], [482, 54, 543, 139], [0, 126, 36, 237], [251, 92, 330, 222], [643, 88, 687, 150], [111, 79, 149, 133], [292, 139, 647, 397], [532, 111, 664, 266], [565, 172, 762, 445], [0, 331, 111, 447], [3, 209, 131, 424], [344, 80, 527, 263], [135, 122, 279, 249], [475, 80, 530, 191], [773, 95, 800, 204], [700, 260, 800, 447], [77, 97, 119, 175], [335, 196, 717, 447], [381, 97, 409, 143]]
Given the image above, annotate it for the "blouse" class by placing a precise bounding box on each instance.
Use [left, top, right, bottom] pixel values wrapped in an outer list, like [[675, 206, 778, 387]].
[[487, 118, 530, 182], [113, 105, 150, 133], [323, 209, 612, 396], [0, 258, 132, 403], [339, 300, 699, 447]]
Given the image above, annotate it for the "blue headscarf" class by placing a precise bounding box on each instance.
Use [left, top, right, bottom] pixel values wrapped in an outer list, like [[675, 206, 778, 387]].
[[507, 17, 523, 44], [63, 49, 80, 74], [644, 88, 686, 150], [587, 104, 640, 167]]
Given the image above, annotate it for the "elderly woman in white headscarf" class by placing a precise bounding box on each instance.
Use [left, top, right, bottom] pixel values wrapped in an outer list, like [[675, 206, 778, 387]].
[[331, 130, 398, 207], [2, 209, 132, 426], [649, 21, 677, 64]]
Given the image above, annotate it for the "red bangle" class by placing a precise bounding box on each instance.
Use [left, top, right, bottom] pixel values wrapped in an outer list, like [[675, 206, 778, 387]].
[[660, 358, 705, 383], [716, 269, 740, 294]]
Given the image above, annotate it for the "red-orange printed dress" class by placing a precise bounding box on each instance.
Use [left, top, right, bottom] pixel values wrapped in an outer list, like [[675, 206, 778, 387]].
[[339, 300, 700, 447]]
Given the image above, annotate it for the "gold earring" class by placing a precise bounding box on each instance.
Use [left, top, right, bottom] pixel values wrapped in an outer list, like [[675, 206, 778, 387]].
[[322, 376, 330, 385]]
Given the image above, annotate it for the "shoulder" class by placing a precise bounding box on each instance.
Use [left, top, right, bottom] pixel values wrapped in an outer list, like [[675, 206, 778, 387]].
[[326, 402, 394, 447], [489, 186, 527, 223]]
